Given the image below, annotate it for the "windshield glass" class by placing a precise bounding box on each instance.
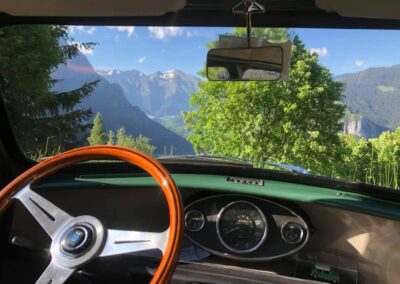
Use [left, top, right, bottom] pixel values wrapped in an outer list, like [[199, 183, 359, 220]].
[[1, 25, 399, 189]]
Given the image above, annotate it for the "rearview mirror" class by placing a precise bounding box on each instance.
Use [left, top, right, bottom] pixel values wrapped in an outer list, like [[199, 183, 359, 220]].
[[207, 46, 284, 81]]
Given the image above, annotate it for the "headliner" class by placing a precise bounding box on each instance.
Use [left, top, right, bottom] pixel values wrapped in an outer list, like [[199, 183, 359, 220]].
[[1, 1, 400, 31]]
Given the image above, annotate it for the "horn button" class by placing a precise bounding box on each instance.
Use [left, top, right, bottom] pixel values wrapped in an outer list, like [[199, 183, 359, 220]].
[[61, 224, 94, 256]]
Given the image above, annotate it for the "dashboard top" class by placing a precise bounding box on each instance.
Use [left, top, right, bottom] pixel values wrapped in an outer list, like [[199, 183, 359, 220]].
[[32, 171, 400, 221]]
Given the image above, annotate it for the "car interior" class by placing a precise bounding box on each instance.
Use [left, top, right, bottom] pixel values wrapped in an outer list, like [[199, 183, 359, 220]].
[[1, 1, 400, 284]]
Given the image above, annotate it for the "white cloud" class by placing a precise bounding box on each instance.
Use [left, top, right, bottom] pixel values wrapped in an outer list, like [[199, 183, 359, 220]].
[[186, 30, 201, 38], [148, 27, 184, 40], [78, 45, 93, 55], [68, 26, 96, 35], [310, 47, 328, 57], [355, 60, 365, 67], [108, 26, 135, 37], [69, 41, 94, 55], [138, 56, 146, 63], [86, 27, 96, 35]]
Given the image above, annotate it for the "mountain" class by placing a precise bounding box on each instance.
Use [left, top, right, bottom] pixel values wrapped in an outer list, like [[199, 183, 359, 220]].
[[52, 55, 194, 155], [338, 65, 400, 138], [97, 69, 199, 117], [343, 112, 390, 139]]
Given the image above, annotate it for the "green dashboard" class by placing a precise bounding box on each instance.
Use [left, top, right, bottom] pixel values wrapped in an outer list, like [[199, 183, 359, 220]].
[[34, 173, 400, 221]]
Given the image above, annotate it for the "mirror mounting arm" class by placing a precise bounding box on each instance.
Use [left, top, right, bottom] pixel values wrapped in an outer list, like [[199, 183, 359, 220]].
[[246, 12, 252, 48], [232, 0, 266, 47]]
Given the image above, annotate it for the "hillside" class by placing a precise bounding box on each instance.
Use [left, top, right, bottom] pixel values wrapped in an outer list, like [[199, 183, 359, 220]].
[[339, 65, 400, 137], [52, 54, 194, 155], [343, 112, 389, 139], [97, 69, 199, 117]]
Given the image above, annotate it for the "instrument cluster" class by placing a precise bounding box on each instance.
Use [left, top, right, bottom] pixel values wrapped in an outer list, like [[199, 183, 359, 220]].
[[185, 195, 310, 261]]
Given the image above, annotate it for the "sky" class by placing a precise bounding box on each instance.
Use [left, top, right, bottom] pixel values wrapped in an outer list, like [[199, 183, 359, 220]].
[[68, 26, 400, 76]]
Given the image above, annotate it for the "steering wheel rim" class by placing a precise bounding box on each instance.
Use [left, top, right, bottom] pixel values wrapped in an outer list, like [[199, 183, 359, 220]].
[[0, 145, 184, 284]]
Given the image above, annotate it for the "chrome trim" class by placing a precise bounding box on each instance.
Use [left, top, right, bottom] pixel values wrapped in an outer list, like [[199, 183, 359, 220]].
[[185, 210, 206, 232], [99, 228, 169, 257], [184, 194, 310, 261], [280, 222, 305, 244], [216, 201, 267, 254], [12, 184, 73, 239], [50, 215, 106, 269], [226, 176, 264, 186], [60, 224, 94, 258]]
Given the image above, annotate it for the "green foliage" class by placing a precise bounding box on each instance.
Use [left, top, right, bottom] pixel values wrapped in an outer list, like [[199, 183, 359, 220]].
[[115, 128, 156, 154], [336, 134, 373, 182], [107, 130, 115, 145], [0, 25, 97, 158], [86, 116, 156, 154], [155, 115, 187, 137], [377, 85, 396, 93], [187, 27, 400, 189], [233, 27, 294, 43], [185, 28, 345, 175], [28, 137, 62, 161], [88, 113, 107, 145], [338, 130, 400, 189]]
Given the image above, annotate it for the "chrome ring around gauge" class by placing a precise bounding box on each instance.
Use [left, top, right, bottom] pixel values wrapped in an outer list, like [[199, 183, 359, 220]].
[[216, 201, 267, 254], [280, 222, 305, 244], [185, 210, 206, 232]]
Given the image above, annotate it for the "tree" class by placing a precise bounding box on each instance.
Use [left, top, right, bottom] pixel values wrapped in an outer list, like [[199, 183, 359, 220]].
[[107, 130, 115, 145], [337, 129, 400, 189], [115, 127, 156, 154], [184, 28, 345, 175], [0, 25, 97, 157], [87, 122, 156, 154], [337, 134, 373, 182], [88, 113, 107, 145]]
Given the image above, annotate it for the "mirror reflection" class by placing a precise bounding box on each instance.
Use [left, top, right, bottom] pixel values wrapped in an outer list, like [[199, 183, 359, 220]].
[[207, 46, 284, 81]]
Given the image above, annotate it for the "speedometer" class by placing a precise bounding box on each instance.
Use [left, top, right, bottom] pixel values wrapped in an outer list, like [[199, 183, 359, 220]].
[[217, 201, 267, 253]]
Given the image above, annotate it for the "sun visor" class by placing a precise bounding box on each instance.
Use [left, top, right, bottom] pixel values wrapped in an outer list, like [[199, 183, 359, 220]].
[[0, 0, 186, 17], [316, 0, 400, 20]]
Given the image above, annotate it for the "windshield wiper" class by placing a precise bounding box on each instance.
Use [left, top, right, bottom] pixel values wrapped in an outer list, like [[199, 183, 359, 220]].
[[157, 154, 308, 174]]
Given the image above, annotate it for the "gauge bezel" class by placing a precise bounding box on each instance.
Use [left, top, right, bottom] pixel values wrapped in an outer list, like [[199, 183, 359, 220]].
[[280, 222, 305, 244], [216, 200, 268, 254], [185, 210, 206, 232], [184, 194, 311, 261]]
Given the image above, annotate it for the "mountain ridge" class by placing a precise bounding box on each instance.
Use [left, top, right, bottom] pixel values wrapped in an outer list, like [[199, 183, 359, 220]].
[[52, 54, 194, 155], [97, 68, 200, 117], [338, 65, 400, 137]]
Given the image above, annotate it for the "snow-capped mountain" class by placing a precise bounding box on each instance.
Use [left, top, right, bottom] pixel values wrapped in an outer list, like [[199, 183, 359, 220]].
[[97, 68, 200, 117], [52, 54, 194, 155]]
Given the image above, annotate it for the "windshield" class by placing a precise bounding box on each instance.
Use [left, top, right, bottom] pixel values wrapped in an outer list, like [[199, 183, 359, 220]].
[[1, 25, 399, 190]]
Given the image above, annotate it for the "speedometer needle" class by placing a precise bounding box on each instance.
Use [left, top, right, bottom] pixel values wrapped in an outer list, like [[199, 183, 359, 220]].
[[224, 227, 240, 234]]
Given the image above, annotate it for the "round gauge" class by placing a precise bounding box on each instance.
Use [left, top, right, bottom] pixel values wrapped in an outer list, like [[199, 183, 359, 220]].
[[217, 201, 267, 254], [281, 222, 304, 244], [185, 210, 206, 232]]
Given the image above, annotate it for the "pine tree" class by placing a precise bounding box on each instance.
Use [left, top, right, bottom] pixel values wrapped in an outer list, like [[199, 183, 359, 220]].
[[87, 113, 107, 145], [116, 127, 127, 146], [107, 130, 115, 145], [0, 25, 97, 157]]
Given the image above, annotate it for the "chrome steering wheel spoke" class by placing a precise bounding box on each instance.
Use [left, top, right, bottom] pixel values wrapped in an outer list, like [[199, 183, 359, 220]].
[[100, 228, 169, 257], [35, 261, 75, 284], [12, 184, 73, 239], [11, 184, 171, 283]]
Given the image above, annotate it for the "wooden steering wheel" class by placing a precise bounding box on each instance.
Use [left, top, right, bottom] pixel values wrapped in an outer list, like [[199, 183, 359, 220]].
[[0, 146, 184, 284]]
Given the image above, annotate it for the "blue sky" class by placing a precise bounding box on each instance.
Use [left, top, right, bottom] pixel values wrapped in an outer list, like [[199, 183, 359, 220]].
[[68, 26, 400, 76]]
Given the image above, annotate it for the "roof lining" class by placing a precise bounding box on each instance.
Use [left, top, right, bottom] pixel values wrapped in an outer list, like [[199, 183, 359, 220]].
[[3, 10, 400, 30], [0, 0, 186, 17]]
